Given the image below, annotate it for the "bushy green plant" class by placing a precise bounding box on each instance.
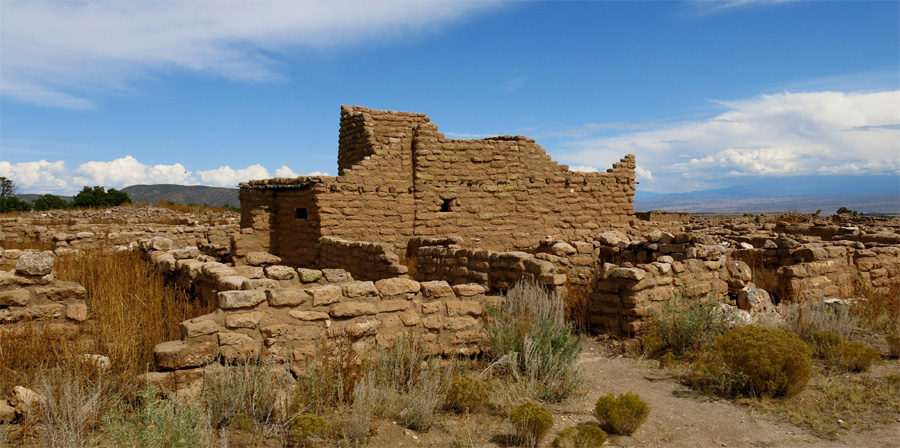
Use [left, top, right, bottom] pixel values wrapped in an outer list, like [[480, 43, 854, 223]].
[[368, 332, 450, 431], [886, 334, 900, 359], [105, 383, 209, 448], [592, 392, 649, 435], [811, 331, 844, 360], [289, 414, 332, 447], [509, 402, 554, 447], [718, 326, 812, 398], [486, 280, 582, 402], [838, 341, 881, 372], [642, 296, 734, 358], [685, 359, 750, 398], [445, 376, 489, 413], [549, 424, 607, 448], [203, 362, 293, 428]]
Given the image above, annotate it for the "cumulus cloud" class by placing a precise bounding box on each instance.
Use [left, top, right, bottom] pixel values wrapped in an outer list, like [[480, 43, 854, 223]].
[[0, 156, 320, 194], [0, 1, 503, 108], [558, 90, 900, 192]]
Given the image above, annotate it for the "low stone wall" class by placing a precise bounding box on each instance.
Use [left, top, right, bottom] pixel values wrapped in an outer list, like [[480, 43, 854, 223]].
[[0, 207, 239, 261], [0, 251, 89, 333], [318, 237, 408, 280], [146, 242, 500, 376], [414, 244, 565, 292]]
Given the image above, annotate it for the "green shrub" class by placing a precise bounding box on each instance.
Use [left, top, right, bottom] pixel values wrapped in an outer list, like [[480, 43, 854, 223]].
[[642, 296, 734, 358], [204, 363, 293, 428], [486, 280, 582, 402], [885, 334, 900, 359], [549, 424, 607, 448], [105, 383, 209, 448], [445, 376, 489, 413], [811, 331, 844, 360], [509, 402, 554, 447], [718, 326, 812, 398], [592, 392, 649, 435], [839, 342, 881, 372], [685, 359, 750, 398], [289, 414, 332, 447]]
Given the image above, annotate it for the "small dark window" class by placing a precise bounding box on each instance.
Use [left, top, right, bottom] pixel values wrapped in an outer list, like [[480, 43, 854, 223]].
[[296, 208, 308, 220], [440, 199, 452, 212]]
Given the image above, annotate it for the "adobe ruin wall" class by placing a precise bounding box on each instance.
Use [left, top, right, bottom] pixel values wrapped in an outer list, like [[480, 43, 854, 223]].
[[237, 106, 637, 269]]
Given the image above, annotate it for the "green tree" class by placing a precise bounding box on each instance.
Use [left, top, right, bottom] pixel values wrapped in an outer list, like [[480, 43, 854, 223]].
[[107, 188, 131, 206], [0, 177, 31, 212], [32, 194, 71, 211], [73, 186, 108, 208]]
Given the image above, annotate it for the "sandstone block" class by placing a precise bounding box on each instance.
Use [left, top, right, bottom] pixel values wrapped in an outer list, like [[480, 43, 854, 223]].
[[0, 399, 15, 423], [65, 302, 88, 321], [218, 332, 259, 363], [538, 273, 567, 285], [446, 301, 483, 316], [154, 340, 217, 370], [0, 289, 31, 307], [290, 310, 330, 321], [217, 276, 248, 291], [260, 324, 323, 341], [171, 247, 200, 259], [9, 386, 47, 420], [377, 300, 410, 313], [399, 310, 420, 326], [422, 315, 445, 329], [15, 251, 54, 276], [180, 317, 221, 338], [232, 266, 264, 279], [612, 267, 646, 281], [148, 236, 174, 251], [343, 281, 378, 298], [307, 285, 342, 306], [225, 311, 263, 329], [241, 278, 279, 290], [597, 231, 630, 248], [267, 289, 309, 307], [375, 277, 421, 296], [451, 283, 486, 297], [322, 269, 352, 283], [32, 282, 87, 301], [549, 242, 577, 256], [218, 290, 266, 309], [298, 268, 323, 283], [737, 287, 775, 314], [245, 251, 282, 266], [264, 265, 297, 280], [420, 280, 454, 298], [344, 320, 381, 338], [330, 302, 378, 317]]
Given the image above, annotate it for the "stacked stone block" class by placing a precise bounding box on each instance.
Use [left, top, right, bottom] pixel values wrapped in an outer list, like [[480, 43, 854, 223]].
[[0, 251, 89, 333]]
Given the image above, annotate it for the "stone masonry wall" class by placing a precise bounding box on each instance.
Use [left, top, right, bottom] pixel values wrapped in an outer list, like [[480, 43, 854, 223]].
[[0, 251, 89, 335], [147, 243, 499, 374], [238, 106, 636, 268], [318, 237, 409, 281]]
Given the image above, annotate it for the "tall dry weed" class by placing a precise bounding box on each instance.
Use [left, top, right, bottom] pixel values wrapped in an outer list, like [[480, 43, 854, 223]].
[[54, 247, 216, 374]]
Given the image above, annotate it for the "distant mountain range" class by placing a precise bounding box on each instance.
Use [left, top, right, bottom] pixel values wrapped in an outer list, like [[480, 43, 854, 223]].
[[121, 184, 240, 208], [635, 175, 899, 214]]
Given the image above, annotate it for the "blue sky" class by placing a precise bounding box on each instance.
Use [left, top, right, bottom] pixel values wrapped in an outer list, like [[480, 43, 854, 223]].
[[1, 0, 898, 195]]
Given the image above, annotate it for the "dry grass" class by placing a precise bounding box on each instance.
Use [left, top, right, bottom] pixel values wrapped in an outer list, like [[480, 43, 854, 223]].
[[55, 247, 216, 374], [731, 250, 788, 302], [563, 281, 591, 334], [745, 372, 900, 440]]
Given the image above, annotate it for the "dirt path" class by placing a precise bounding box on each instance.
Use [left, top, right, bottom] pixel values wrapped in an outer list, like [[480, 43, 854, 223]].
[[369, 338, 899, 447]]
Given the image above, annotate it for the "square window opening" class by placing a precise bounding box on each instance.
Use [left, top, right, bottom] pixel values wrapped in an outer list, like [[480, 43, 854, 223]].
[[440, 199, 452, 213], [296, 208, 308, 220]]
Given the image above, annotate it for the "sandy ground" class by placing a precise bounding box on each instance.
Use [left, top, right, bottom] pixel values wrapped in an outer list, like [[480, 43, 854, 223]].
[[364, 337, 900, 448]]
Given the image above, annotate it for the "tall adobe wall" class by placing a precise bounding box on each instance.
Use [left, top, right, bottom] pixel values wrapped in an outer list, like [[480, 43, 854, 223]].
[[238, 106, 636, 267]]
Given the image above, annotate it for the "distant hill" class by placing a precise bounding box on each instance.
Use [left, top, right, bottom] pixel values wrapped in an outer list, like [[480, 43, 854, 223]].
[[635, 193, 899, 215], [16, 193, 74, 203], [122, 184, 240, 208]]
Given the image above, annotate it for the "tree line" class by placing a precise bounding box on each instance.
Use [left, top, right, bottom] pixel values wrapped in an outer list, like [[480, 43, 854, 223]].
[[0, 177, 131, 213]]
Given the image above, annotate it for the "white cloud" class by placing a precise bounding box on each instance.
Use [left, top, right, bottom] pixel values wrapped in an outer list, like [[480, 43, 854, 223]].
[[274, 166, 299, 178], [0, 156, 313, 194], [0, 1, 503, 108], [558, 90, 900, 192]]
